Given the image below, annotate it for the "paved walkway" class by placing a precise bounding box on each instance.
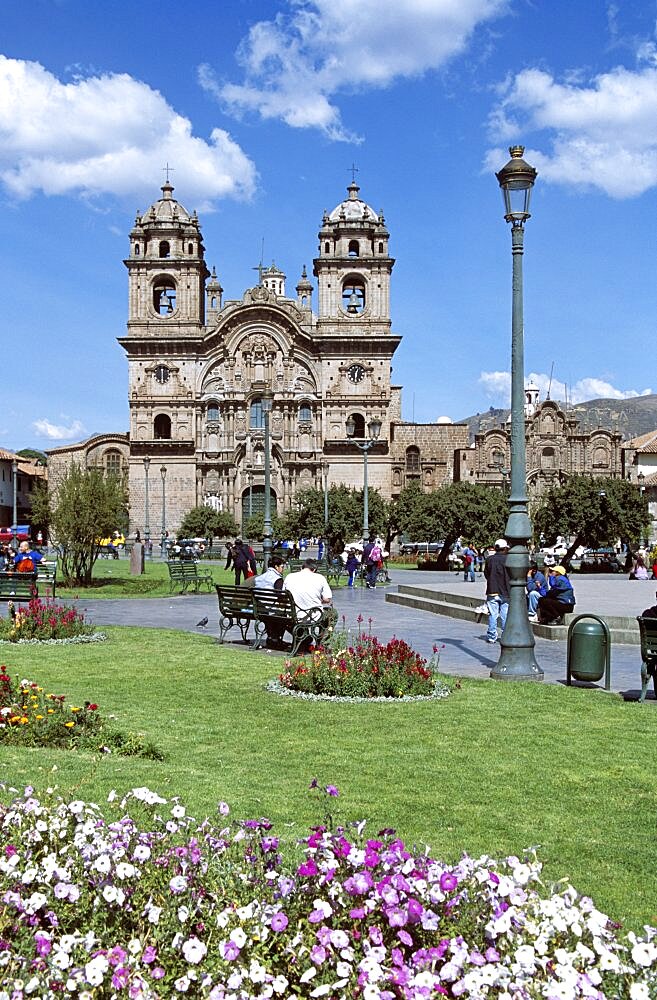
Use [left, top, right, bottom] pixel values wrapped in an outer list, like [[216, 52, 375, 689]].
[[63, 568, 655, 702]]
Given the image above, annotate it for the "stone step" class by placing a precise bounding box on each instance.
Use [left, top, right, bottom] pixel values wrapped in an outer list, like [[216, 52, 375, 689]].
[[387, 586, 640, 645]]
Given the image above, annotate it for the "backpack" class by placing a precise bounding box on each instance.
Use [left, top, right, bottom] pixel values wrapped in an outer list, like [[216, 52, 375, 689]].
[[370, 544, 382, 562], [17, 556, 35, 573], [464, 553, 473, 565]]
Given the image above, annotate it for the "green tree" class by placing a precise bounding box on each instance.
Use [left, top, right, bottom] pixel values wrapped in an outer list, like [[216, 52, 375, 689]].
[[533, 475, 649, 565], [16, 448, 47, 466], [178, 506, 238, 542], [395, 482, 508, 567], [242, 511, 286, 542], [279, 485, 387, 556], [31, 464, 127, 586]]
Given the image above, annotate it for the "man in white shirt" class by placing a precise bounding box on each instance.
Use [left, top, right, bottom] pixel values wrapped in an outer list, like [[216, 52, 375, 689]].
[[283, 558, 332, 612]]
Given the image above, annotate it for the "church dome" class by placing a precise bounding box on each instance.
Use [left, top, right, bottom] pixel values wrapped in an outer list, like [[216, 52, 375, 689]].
[[328, 182, 381, 224], [139, 181, 194, 226]]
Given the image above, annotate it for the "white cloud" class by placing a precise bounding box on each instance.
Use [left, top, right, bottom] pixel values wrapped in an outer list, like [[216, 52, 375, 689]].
[[203, 0, 508, 138], [487, 61, 657, 198], [0, 55, 256, 205], [32, 418, 85, 441], [479, 371, 652, 405]]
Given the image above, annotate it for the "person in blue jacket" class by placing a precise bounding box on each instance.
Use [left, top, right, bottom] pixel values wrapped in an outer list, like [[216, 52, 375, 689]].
[[537, 566, 576, 624], [526, 563, 548, 619]]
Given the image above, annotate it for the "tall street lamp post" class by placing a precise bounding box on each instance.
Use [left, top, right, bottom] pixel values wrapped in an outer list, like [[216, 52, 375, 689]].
[[491, 146, 543, 682], [160, 465, 167, 555], [143, 456, 151, 552], [638, 472, 647, 547], [346, 417, 382, 540], [262, 390, 274, 569], [11, 458, 18, 553]]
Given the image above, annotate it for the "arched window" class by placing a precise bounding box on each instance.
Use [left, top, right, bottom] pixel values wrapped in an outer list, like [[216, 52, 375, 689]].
[[154, 414, 171, 439], [342, 276, 365, 313], [324, 241, 330, 254], [378, 242, 384, 253], [153, 279, 176, 315], [104, 449, 123, 477], [207, 403, 219, 422], [348, 413, 365, 438], [541, 447, 555, 470], [406, 446, 420, 472], [348, 239, 359, 257], [134, 244, 140, 255], [490, 448, 505, 469], [188, 243, 194, 254], [593, 446, 608, 468], [250, 398, 264, 429], [159, 240, 170, 258], [299, 402, 312, 422]]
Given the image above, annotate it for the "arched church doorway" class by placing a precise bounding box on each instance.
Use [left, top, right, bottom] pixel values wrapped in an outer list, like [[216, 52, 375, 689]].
[[242, 485, 278, 536]]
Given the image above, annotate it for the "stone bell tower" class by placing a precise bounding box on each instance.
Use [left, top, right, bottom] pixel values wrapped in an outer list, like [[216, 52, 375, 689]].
[[313, 180, 394, 337]]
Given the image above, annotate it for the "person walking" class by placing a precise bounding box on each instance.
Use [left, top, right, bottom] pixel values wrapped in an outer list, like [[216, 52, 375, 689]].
[[225, 538, 256, 585], [345, 548, 360, 587], [362, 535, 382, 590], [462, 543, 476, 582], [484, 539, 510, 644]]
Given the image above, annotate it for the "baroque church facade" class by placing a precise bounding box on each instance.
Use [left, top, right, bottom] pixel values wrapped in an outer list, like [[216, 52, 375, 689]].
[[49, 180, 468, 537], [47, 180, 624, 540]]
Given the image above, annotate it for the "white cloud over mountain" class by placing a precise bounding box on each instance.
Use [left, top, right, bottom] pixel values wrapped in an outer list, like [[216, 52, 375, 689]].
[[0, 55, 256, 204], [32, 418, 85, 441], [479, 371, 653, 405], [487, 59, 657, 198], [202, 0, 507, 139]]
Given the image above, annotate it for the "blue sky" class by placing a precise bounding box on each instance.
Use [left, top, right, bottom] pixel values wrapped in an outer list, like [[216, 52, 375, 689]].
[[2, 0, 656, 450]]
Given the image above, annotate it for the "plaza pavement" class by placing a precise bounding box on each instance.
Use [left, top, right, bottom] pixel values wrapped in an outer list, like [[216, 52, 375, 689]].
[[61, 566, 656, 703]]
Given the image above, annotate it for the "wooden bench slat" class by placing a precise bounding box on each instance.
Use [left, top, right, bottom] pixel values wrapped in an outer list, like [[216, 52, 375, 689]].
[[0, 572, 39, 603]]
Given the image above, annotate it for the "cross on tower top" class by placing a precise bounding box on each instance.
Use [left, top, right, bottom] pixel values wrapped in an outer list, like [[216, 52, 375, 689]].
[[162, 163, 174, 183], [349, 163, 359, 183]]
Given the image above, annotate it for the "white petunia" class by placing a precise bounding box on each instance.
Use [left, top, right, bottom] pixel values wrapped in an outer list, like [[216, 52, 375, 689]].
[[182, 937, 207, 965], [230, 928, 247, 948]]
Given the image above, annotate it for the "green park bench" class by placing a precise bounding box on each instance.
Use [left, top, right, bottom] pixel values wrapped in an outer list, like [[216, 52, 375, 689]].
[[215, 585, 258, 643], [167, 560, 214, 595], [36, 560, 57, 597], [0, 572, 39, 604]]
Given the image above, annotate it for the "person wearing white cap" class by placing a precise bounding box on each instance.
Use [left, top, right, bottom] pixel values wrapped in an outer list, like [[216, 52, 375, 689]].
[[483, 539, 510, 643]]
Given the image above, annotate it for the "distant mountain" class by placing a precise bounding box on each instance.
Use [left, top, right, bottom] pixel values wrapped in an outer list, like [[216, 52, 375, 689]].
[[460, 394, 657, 443]]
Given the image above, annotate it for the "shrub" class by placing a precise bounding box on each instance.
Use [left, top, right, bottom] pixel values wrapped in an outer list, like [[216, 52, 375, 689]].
[[0, 598, 93, 642], [0, 783, 655, 998], [278, 633, 439, 698], [0, 671, 163, 758]]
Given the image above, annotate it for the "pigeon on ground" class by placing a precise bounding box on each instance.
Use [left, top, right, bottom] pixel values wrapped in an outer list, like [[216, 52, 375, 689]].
[[196, 616, 209, 628]]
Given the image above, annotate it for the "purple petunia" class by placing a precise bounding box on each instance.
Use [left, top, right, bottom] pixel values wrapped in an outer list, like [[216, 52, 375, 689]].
[[270, 911, 288, 932]]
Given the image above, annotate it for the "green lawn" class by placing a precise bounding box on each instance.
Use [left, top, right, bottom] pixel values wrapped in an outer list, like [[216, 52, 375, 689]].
[[54, 558, 236, 599], [1, 626, 656, 931]]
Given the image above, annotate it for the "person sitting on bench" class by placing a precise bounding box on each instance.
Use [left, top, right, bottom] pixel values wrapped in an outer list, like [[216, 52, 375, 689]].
[[254, 555, 287, 648], [537, 565, 575, 624]]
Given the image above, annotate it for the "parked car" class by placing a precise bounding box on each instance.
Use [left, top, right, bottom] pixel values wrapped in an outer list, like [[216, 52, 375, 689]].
[[399, 541, 443, 555]]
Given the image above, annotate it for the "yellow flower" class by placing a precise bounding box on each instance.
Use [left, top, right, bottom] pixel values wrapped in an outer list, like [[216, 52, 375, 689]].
[[47, 709, 54, 715], [64, 721, 75, 728], [35, 714, 44, 720], [71, 706, 80, 713], [20, 717, 29, 724]]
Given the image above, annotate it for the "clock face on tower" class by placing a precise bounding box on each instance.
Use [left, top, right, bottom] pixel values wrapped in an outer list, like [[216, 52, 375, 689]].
[[347, 364, 366, 385]]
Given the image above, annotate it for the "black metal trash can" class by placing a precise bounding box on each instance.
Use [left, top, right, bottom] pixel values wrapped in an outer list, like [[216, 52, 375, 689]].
[[566, 614, 611, 690]]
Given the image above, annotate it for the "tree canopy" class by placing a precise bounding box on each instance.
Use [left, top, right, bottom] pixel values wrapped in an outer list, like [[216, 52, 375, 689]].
[[31, 464, 127, 586], [391, 481, 508, 566], [178, 506, 238, 542], [533, 475, 649, 564]]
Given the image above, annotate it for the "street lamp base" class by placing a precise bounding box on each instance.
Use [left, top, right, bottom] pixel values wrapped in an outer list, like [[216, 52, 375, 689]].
[[490, 644, 544, 682]]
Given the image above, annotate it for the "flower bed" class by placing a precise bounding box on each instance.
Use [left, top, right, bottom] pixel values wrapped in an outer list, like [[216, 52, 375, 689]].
[[0, 671, 163, 758], [0, 599, 94, 643], [0, 784, 655, 999], [278, 632, 442, 699]]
